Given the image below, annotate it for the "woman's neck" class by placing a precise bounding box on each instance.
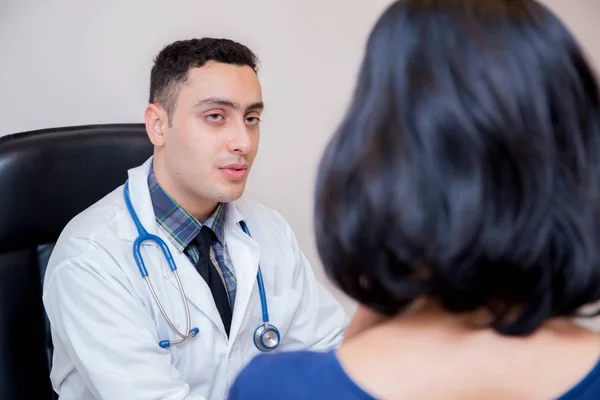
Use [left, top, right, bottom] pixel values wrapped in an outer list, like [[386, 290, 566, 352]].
[[338, 301, 600, 400]]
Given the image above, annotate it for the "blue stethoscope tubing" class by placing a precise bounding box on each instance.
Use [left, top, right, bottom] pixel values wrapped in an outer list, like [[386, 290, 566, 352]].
[[123, 180, 280, 351]]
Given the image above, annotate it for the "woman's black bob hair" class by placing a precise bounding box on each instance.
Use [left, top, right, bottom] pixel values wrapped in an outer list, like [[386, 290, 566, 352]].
[[315, 0, 600, 335]]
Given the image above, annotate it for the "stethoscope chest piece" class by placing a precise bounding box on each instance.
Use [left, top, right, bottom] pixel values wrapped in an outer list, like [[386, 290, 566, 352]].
[[254, 323, 280, 352]]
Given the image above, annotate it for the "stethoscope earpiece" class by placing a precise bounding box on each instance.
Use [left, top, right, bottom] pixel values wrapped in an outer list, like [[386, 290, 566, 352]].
[[124, 180, 279, 352]]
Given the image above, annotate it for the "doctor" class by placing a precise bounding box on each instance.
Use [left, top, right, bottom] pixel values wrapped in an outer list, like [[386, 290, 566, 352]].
[[43, 37, 348, 400]]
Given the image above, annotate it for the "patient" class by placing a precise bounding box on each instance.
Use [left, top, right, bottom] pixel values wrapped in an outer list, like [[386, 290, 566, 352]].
[[229, 0, 600, 398]]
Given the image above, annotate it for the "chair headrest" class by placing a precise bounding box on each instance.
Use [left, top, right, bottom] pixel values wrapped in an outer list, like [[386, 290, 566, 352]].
[[0, 124, 153, 251]]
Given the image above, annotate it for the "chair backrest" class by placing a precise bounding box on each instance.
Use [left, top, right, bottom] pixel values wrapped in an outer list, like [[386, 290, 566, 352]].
[[0, 124, 153, 399]]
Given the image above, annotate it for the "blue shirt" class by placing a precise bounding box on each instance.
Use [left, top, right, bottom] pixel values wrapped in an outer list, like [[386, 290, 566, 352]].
[[229, 350, 600, 399], [229, 350, 375, 400]]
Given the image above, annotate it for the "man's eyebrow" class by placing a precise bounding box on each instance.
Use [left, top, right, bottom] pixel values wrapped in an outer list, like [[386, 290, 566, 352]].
[[193, 98, 264, 113], [194, 97, 240, 110], [245, 102, 264, 112]]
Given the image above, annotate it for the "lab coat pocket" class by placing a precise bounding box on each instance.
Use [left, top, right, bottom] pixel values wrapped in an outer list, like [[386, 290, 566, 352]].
[[262, 290, 301, 347], [244, 289, 302, 355]]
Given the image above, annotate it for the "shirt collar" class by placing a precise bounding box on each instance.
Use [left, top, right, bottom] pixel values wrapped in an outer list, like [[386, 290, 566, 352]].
[[148, 165, 226, 252]]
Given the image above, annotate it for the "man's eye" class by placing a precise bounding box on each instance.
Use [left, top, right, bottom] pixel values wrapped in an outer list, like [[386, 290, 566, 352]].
[[246, 117, 261, 125], [206, 114, 224, 122]]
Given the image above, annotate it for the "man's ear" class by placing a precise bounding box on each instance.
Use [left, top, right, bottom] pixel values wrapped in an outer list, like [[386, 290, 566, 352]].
[[145, 104, 169, 146]]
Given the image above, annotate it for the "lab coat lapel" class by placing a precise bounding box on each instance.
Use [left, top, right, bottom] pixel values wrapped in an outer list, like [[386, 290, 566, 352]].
[[225, 203, 260, 343]]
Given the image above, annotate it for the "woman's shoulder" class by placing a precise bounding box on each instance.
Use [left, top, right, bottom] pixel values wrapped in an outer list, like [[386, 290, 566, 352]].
[[237, 349, 332, 377], [228, 350, 375, 400]]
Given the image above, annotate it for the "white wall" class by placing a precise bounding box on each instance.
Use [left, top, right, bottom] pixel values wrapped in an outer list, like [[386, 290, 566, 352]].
[[0, 0, 395, 314], [1, 0, 599, 316]]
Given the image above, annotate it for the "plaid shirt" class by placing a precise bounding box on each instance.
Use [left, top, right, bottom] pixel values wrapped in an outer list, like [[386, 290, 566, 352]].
[[148, 168, 237, 308]]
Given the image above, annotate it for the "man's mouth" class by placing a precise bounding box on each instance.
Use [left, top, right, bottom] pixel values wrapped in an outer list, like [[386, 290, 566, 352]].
[[219, 164, 248, 180]]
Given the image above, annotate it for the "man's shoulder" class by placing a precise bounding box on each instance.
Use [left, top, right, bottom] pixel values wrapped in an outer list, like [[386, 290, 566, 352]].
[[50, 185, 127, 264], [61, 185, 126, 238]]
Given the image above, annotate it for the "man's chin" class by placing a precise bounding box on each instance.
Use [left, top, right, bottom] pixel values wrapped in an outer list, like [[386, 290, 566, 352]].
[[216, 185, 246, 203]]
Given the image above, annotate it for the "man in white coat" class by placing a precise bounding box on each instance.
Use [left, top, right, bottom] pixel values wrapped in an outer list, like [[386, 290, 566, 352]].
[[43, 38, 348, 400]]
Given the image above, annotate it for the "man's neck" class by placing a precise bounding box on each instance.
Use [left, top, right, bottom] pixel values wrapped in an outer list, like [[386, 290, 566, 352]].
[[152, 163, 218, 223]]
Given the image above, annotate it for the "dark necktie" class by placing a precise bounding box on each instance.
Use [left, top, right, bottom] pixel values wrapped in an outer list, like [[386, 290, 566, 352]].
[[192, 226, 232, 336]]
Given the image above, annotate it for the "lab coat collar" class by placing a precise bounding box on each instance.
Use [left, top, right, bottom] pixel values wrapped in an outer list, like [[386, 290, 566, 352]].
[[118, 157, 158, 241], [118, 157, 246, 243]]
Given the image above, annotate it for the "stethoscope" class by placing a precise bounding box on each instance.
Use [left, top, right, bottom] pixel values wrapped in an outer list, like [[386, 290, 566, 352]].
[[123, 180, 280, 352]]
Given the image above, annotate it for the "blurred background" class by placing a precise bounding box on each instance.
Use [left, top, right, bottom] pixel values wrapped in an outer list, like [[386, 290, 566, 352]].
[[1, 0, 599, 314]]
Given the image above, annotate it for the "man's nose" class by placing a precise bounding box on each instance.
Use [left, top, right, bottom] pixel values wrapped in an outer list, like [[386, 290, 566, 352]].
[[227, 120, 252, 154]]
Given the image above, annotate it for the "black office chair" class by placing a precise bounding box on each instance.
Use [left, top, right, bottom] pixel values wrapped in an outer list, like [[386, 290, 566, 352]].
[[0, 124, 153, 400]]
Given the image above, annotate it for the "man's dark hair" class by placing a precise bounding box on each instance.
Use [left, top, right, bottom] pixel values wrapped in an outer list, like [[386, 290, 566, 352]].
[[149, 38, 258, 123], [315, 0, 600, 336]]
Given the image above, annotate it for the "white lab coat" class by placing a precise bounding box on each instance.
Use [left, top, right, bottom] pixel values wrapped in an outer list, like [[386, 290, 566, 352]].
[[43, 158, 348, 400]]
